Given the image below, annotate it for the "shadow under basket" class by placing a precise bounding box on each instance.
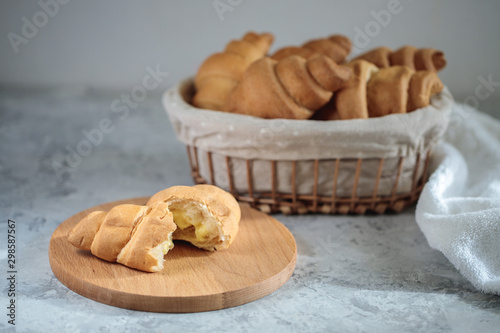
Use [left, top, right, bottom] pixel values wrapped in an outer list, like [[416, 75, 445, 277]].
[[184, 145, 432, 215]]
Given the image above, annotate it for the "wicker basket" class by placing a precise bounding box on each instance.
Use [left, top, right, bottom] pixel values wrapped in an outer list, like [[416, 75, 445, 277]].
[[163, 78, 453, 215]]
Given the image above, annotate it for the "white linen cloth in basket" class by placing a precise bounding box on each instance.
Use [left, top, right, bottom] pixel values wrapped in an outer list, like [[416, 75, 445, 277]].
[[416, 103, 500, 295]]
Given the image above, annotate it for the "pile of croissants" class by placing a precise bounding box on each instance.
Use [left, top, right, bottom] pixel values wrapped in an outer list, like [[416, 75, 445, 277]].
[[192, 31, 446, 120]]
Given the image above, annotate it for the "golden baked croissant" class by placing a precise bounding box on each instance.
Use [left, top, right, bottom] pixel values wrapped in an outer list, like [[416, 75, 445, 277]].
[[407, 70, 445, 112], [354, 46, 447, 72], [271, 34, 352, 63], [67, 202, 176, 272], [313, 59, 379, 120], [147, 184, 240, 251], [68, 185, 241, 272], [366, 65, 415, 117], [192, 31, 274, 111], [315, 60, 444, 120], [367, 66, 444, 117], [224, 54, 352, 119], [331, 59, 379, 120]]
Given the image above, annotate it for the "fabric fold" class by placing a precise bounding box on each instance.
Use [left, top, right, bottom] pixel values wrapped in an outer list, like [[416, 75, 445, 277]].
[[416, 104, 500, 295]]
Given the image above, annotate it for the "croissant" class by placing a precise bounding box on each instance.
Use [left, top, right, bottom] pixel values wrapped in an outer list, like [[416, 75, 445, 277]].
[[147, 184, 240, 251], [333, 59, 380, 120], [67, 202, 176, 272], [224, 54, 352, 119], [314, 59, 379, 120], [354, 46, 447, 72], [192, 31, 274, 111], [271, 34, 352, 64], [407, 70, 445, 112], [315, 60, 444, 120], [68, 185, 241, 272], [366, 66, 415, 117], [367, 66, 445, 117]]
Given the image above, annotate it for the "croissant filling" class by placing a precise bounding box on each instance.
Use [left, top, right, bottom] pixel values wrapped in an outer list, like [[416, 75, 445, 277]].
[[167, 199, 224, 251], [148, 233, 174, 272]]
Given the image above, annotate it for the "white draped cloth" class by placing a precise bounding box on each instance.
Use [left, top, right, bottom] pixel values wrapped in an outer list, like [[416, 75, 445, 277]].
[[416, 104, 500, 295]]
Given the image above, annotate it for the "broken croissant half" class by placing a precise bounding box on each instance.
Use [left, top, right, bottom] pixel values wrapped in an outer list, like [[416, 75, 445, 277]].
[[67, 201, 176, 272], [147, 184, 240, 252], [67, 184, 240, 272]]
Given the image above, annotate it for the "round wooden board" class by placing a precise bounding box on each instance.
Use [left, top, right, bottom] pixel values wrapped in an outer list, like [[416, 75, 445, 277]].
[[49, 198, 297, 313]]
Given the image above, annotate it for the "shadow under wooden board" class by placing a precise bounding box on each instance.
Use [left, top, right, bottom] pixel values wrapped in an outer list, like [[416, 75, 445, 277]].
[[49, 197, 297, 313]]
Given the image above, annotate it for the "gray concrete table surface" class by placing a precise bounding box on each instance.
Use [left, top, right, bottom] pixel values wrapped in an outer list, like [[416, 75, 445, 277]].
[[1, 86, 500, 333]]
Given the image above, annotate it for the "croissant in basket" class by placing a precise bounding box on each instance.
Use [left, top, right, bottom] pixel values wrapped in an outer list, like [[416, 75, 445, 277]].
[[353, 45, 447, 72], [271, 34, 352, 64], [315, 59, 444, 120], [224, 53, 352, 119], [192, 31, 274, 111]]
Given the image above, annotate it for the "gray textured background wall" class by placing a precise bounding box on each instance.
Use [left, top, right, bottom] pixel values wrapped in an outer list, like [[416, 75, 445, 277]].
[[1, 0, 499, 113]]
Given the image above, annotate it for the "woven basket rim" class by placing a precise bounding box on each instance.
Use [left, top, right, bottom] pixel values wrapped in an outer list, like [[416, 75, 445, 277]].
[[163, 78, 453, 161]]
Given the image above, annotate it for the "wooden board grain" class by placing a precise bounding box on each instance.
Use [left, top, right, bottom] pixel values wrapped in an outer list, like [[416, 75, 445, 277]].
[[49, 197, 297, 313]]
